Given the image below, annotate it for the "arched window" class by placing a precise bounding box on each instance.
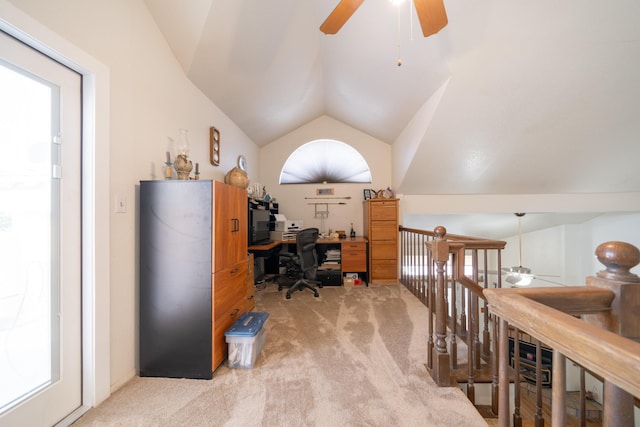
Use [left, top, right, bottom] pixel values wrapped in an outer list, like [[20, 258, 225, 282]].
[[279, 139, 372, 184]]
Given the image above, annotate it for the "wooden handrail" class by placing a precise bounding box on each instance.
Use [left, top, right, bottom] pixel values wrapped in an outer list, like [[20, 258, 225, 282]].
[[400, 225, 507, 250], [401, 224, 639, 425], [485, 288, 640, 398], [487, 286, 615, 315]]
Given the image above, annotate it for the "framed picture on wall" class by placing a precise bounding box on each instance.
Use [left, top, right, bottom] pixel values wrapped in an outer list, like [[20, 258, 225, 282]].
[[316, 188, 334, 196], [363, 189, 372, 200]]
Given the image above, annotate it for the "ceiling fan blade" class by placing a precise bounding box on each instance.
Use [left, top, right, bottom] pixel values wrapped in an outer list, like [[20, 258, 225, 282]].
[[413, 0, 448, 37], [320, 0, 365, 34]]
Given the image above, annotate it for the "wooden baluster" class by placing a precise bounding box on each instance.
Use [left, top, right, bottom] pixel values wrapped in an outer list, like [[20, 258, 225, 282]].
[[498, 318, 509, 427], [413, 232, 418, 295], [400, 230, 406, 287], [420, 234, 426, 303], [459, 257, 467, 339], [467, 286, 476, 403], [535, 340, 544, 427], [407, 232, 413, 293], [513, 329, 522, 427], [450, 253, 458, 371], [579, 368, 586, 427], [472, 297, 480, 372], [430, 226, 452, 386], [427, 240, 434, 370], [471, 249, 481, 369], [552, 351, 567, 427], [482, 249, 491, 358], [492, 249, 503, 416]]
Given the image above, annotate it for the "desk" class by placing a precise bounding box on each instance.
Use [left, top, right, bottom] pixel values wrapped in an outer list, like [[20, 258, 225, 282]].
[[248, 237, 368, 285]]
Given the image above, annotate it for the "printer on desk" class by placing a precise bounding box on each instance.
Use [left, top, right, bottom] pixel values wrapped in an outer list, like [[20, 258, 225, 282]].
[[271, 214, 303, 241]]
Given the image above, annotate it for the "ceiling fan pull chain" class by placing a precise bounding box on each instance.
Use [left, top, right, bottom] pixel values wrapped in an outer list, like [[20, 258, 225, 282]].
[[397, 6, 402, 66], [410, 0, 414, 41]]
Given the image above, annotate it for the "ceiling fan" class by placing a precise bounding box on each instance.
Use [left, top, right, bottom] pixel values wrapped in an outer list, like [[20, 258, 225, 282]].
[[502, 213, 535, 286], [320, 0, 448, 37]]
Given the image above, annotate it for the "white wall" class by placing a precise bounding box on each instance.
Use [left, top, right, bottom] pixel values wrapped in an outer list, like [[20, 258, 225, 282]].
[[8, 0, 259, 393], [8, 0, 639, 408], [259, 115, 392, 236]]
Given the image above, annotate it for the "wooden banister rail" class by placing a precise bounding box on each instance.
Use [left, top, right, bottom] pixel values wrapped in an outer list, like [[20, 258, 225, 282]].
[[400, 224, 640, 425], [485, 240, 640, 426], [486, 289, 640, 397], [401, 226, 507, 389], [488, 287, 615, 315], [400, 226, 507, 249]]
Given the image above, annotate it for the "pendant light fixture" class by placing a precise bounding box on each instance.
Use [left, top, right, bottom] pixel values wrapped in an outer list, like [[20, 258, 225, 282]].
[[503, 213, 534, 286]]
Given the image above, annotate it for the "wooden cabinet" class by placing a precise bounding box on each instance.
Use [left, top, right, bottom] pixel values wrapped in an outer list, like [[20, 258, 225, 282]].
[[363, 199, 399, 284], [139, 180, 248, 379]]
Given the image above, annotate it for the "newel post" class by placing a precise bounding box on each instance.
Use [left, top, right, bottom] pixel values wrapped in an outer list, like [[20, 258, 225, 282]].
[[430, 226, 452, 386], [584, 241, 640, 427]]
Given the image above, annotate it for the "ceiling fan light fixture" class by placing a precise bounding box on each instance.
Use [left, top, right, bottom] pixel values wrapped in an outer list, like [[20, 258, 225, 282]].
[[505, 273, 533, 286], [504, 266, 533, 286]]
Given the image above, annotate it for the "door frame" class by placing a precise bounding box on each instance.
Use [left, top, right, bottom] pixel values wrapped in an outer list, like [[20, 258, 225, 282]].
[[0, 0, 111, 422]]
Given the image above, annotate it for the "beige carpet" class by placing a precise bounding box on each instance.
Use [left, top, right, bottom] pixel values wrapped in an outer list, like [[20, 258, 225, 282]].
[[73, 283, 488, 426]]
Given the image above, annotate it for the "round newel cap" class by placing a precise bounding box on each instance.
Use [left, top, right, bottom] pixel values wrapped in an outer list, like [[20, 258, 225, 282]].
[[434, 226, 447, 239], [595, 241, 640, 282]]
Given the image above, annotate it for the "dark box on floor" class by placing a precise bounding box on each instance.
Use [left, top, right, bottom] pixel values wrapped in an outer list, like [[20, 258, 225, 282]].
[[316, 267, 341, 286]]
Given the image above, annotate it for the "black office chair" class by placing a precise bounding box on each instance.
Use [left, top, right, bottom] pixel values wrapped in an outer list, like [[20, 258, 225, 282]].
[[278, 227, 322, 299]]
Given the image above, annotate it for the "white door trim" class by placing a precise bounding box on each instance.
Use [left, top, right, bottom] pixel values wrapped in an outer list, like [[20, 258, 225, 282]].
[[0, 0, 111, 419]]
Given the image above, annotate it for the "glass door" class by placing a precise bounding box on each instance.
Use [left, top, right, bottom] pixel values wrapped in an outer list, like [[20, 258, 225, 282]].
[[0, 30, 82, 426]]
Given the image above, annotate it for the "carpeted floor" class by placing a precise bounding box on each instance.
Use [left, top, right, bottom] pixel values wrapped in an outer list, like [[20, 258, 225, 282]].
[[73, 283, 488, 426]]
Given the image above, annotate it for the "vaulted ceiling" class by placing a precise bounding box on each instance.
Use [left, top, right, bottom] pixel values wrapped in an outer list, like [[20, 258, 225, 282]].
[[145, 0, 640, 197]]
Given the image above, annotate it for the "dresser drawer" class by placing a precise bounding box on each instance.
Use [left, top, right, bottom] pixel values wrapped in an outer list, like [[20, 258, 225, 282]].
[[342, 241, 366, 251], [342, 250, 367, 271], [213, 258, 248, 319], [370, 259, 397, 281], [370, 222, 397, 241], [370, 241, 397, 260], [370, 201, 397, 221], [212, 301, 246, 370]]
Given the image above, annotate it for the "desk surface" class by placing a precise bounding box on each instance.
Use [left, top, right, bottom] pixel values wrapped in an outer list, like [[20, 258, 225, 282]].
[[248, 236, 367, 252]]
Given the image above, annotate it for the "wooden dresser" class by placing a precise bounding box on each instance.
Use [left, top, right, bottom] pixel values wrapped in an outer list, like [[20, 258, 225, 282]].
[[139, 180, 248, 379], [363, 198, 399, 284]]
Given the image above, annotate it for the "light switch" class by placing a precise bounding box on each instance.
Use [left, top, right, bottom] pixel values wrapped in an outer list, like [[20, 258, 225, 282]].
[[115, 195, 126, 213]]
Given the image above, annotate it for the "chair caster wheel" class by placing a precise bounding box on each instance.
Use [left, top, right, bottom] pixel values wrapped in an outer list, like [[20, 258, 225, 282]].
[[286, 293, 291, 299]]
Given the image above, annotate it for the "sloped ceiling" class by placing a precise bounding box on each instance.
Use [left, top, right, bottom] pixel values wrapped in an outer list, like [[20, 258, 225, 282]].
[[145, 0, 640, 196]]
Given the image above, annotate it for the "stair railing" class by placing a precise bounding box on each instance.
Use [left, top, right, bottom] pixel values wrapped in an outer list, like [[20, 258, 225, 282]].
[[400, 224, 640, 425], [485, 241, 640, 426], [399, 225, 506, 395]]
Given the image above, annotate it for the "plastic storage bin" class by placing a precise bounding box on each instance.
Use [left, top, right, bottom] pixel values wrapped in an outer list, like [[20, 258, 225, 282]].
[[225, 311, 269, 369]]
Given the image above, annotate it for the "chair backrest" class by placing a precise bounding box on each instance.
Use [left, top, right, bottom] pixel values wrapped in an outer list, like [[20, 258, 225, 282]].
[[296, 228, 319, 276]]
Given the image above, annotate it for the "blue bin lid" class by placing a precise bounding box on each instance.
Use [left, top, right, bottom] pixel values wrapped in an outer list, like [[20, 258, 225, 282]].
[[225, 312, 269, 337]]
